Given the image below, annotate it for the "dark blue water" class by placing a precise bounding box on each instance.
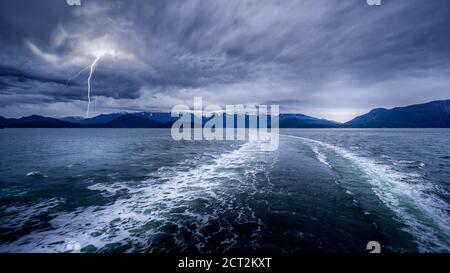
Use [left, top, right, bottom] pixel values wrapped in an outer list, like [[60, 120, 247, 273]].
[[0, 129, 449, 253]]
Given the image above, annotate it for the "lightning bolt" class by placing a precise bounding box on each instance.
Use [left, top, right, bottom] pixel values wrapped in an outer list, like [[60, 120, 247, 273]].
[[66, 49, 115, 118], [86, 54, 104, 118]]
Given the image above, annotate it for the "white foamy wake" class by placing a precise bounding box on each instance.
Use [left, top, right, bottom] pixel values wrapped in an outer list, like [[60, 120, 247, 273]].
[[0, 140, 277, 253], [311, 145, 331, 168], [283, 134, 450, 252]]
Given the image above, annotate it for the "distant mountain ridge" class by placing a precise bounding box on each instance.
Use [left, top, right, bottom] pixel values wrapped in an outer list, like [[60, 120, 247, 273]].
[[0, 112, 339, 128], [345, 99, 450, 128], [0, 115, 83, 128], [1, 99, 449, 128], [279, 114, 340, 128], [98, 114, 172, 128]]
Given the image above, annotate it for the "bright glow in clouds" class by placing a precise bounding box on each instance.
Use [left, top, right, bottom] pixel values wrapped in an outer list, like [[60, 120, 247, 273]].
[[26, 36, 123, 117]]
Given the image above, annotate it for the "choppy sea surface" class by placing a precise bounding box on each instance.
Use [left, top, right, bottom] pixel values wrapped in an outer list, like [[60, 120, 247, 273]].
[[0, 128, 449, 253]]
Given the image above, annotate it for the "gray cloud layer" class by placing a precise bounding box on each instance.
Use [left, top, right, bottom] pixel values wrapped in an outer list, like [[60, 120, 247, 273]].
[[0, 0, 449, 121]]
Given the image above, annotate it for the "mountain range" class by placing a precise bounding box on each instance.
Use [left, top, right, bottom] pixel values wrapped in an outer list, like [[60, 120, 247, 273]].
[[345, 99, 450, 128], [1, 99, 449, 128]]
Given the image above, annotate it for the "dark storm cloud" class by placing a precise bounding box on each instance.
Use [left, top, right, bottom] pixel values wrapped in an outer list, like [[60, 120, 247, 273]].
[[0, 66, 75, 87], [0, 0, 449, 121]]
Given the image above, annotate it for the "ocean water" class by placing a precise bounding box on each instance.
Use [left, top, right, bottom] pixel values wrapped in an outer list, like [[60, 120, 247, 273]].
[[0, 128, 449, 253]]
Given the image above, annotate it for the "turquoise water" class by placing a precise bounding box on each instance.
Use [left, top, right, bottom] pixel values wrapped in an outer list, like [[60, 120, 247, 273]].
[[0, 128, 449, 253]]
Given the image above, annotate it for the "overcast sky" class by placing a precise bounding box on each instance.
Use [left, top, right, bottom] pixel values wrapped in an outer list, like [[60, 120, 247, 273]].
[[0, 0, 449, 122]]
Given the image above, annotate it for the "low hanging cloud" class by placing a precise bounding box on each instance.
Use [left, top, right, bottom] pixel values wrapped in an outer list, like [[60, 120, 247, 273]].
[[0, 0, 449, 122]]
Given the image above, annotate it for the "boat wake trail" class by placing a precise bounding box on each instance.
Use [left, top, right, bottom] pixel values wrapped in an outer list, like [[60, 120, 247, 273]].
[[283, 134, 450, 252], [0, 140, 278, 253]]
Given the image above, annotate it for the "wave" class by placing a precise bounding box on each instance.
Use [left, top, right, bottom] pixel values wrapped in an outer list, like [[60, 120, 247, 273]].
[[394, 160, 426, 169], [26, 171, 47, 178], [283, 134, 450, 252], [0, 198, 63, 230], [1, 139, 277, 253]]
